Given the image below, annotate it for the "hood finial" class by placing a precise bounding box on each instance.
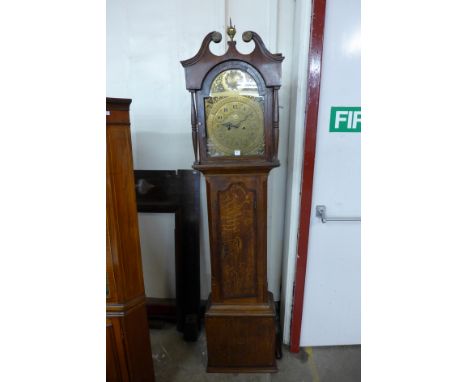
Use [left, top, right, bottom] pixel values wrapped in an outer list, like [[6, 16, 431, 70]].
[[227, 18, 236, 41]]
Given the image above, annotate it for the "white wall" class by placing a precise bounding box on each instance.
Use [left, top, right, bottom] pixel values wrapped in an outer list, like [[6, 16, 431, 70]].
[[107, 0, 299, 301], [300, 0, 361, 346], [138, 213, 176, 298]]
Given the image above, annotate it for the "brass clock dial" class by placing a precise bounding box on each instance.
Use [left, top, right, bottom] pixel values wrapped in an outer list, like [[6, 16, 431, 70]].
[[205, 69, 265, 157]]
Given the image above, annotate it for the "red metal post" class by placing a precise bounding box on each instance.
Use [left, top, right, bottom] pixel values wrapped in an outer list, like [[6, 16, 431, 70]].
[[289, 0, 327, 353]]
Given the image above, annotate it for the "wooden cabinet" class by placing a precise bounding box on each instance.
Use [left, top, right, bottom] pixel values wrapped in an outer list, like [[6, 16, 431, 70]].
[[106, 98, 154, 381]]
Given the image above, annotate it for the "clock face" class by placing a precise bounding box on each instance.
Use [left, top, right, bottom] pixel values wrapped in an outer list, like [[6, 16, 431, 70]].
[[205, 69, 265, 157]]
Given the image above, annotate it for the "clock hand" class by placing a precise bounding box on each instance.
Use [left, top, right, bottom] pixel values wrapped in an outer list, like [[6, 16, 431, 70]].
[[226, 112, 254, 129], [221, 122, 234, 130], [238, 111, 253, 124], [221, 112, 254, 130], [233, 112, 254, 128]]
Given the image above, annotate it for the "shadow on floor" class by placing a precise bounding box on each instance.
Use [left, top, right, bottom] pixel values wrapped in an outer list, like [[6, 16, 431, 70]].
[[149, 322, 360, 382]]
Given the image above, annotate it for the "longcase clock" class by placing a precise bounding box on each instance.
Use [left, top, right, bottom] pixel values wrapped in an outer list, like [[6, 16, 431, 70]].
[[181, 24, 284, 373]]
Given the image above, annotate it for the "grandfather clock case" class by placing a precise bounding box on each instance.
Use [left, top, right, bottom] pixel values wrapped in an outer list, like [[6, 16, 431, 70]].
[[181, 26, 284, 373]]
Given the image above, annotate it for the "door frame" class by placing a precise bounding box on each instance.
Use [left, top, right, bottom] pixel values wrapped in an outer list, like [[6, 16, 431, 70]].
[[289, 0, 327, 353]]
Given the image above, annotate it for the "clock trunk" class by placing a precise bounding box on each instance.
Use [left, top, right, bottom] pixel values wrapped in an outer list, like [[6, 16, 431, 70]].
[[203, 169, 277, 372]]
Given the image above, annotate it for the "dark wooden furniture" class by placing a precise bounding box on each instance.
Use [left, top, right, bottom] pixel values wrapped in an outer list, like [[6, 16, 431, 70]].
[[181, 27, 283, 373], [134, 169, 201, 341], [106, 98, 155, 381]]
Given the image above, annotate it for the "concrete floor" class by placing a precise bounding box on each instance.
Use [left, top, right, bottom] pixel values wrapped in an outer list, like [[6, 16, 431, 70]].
[[149, 322, 360, 382]]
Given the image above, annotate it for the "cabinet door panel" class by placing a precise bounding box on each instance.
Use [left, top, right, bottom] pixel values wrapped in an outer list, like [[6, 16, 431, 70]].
[[206, 174, 268, 304], [218, 182, 257, 299]]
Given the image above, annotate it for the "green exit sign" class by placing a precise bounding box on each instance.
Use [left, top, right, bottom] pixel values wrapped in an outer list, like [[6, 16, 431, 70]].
[[330, 106, 361, 132]]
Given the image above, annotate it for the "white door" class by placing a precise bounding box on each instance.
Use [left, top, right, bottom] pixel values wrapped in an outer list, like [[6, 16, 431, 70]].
[[300, 0, 361, 346]]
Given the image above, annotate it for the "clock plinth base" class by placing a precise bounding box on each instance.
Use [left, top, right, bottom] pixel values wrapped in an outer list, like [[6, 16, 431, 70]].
[[205, 292, 277, 373]]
